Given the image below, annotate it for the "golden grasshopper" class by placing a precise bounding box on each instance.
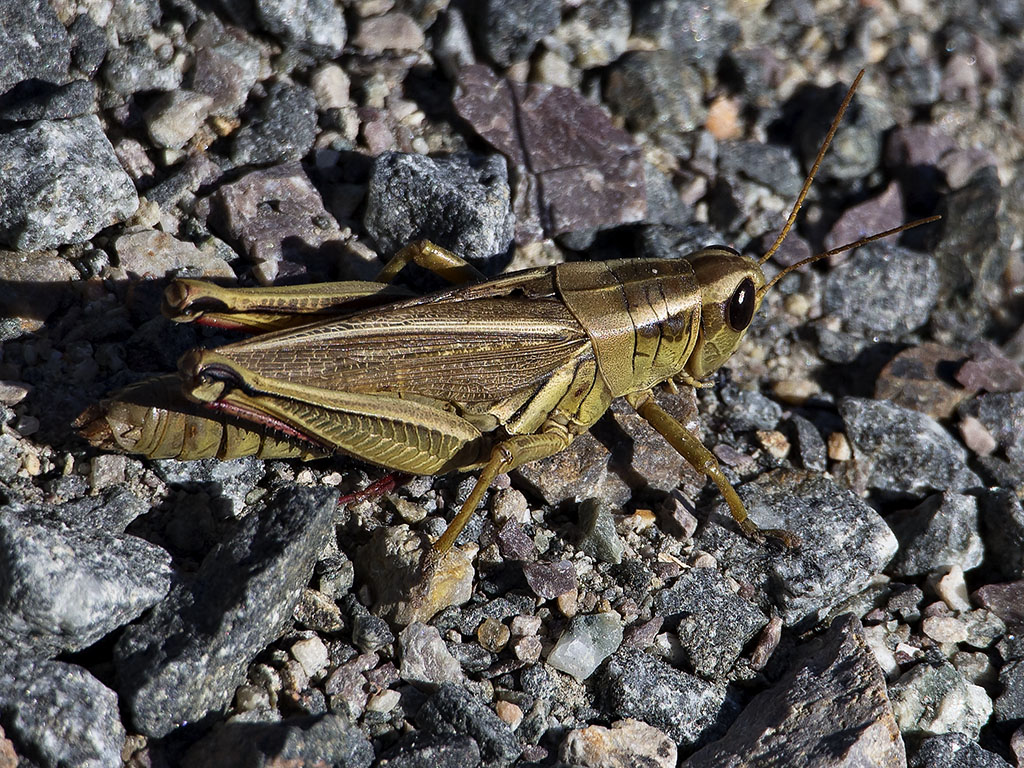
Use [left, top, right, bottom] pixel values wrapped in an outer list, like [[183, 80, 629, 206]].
[[77, 71, 936, 580]]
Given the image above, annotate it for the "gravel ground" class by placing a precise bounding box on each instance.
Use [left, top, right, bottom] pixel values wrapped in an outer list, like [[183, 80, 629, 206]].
[[1, 1, 1023, 767]]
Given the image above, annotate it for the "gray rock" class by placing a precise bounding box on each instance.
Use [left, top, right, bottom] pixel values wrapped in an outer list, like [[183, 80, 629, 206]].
[[398, 622, 463, 688], [0, 656, 125, 768], [909, 733, 1013, 768], [254, 0, 347, 56], [352, 612, 394, 653], [67, 12, 107, 77], [683, 616, 905, 768], [547, 612, 624, 681], [114, 486, 337, 737], [102, 39, 184, 95], [522, 560, 576, 600], [797, 93, 891, 182], [718, 141, 803, 199], [415, 683, 522, 766], [364, 151, 515, 266], [0, 0, 71, 92], [0, 115, 139, 250], [889, 660, 992, 739], [823, 244, 939, 336], [0, 503, 172, 659], [182, 713, 373, 768], [189, 41, 261, 118], [577, 498, 625, 565], [152, 455, 265, 518], [888, 492, 984, 577], [471, 0, 560, 67], [231, 80, 318, 166], [694, 470, 898, 626], [653, 568, 768, 678], [839, 397, 980, 497], [601, 647, 737, 749], [696, 468, 897, 626]]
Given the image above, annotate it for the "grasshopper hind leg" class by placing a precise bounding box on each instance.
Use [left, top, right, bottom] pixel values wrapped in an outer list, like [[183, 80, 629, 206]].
[[376, 240, 487, 286], [625, 390, 801, 549]]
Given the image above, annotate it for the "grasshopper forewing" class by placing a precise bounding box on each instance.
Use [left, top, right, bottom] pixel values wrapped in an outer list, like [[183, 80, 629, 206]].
[[78, 70, 938, 587]]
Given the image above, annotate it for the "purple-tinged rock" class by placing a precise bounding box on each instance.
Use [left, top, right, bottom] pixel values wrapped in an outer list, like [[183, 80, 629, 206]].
[[522, 560, 577, 600], [453, 65, 645, 243]]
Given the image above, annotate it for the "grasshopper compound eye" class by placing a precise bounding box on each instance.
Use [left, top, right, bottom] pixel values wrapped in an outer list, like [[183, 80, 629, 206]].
[[727, 277, 756, 332]]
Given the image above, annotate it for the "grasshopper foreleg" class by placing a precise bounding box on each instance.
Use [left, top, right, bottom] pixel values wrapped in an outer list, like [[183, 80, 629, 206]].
[[625, 390, 801, 549]]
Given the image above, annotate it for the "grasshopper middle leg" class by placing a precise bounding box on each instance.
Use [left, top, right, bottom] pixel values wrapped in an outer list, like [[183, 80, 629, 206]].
[[626, 390, 801, 548], [422, 425, 572, 575]]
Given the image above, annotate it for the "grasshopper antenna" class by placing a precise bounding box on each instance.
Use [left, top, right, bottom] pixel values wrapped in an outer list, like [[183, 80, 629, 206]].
[[755, 68, 941, 298], [759, 70, 864, 268]]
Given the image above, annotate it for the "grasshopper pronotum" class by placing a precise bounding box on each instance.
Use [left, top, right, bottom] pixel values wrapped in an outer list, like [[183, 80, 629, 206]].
[[77, 71, 936, 583]]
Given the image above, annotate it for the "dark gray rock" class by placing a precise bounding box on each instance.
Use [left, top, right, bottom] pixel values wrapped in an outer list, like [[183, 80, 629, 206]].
[[720, 384, 783, 432], [653, 567, 768, 678], [683, 616, 905, 768], [839, 397, 980, 497], [472, 0, 559, 66], [0, 0, 71, 92], [909, 733, 1013, 768], [364, 151, 515, 265], [887, 492, 984, 577], [974, 489, 1024, 581], [0, 656, 125, 767], [0, 115, 139, 250], [601, 647, 737, 749], [0, 503, 172, 659], [717, 141, 803, 198], [415, 683, 522, 766], [789, 413, 828, 472], [995, 659, 1024, 725], [352, 612, 394, 653], [0, 79, 96, 122], [694, 470, 898, 626], [231, 80, 318, 166], [796, 93, 891, 181], [182, 713, 373, 768], [67, 12, 107, 77], [631, 0, 739, 70], [960, 392, 1024, 466], [577, 498, 625, 565], [823, 243, 939, 337], [114, 486, 337, 737], [377, 732, 481, 768]]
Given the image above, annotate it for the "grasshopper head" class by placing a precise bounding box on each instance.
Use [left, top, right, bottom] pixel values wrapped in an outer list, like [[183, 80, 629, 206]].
[[682, 248, 767, 381]]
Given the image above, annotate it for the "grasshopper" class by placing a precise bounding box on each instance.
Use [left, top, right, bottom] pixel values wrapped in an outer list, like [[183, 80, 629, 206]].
[[77, 71, 936, 581]]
